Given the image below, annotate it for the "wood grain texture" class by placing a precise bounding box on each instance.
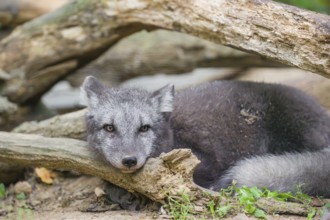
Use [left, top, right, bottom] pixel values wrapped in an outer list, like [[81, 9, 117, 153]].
[[0, 132, 200, 202], [0, 0, 328, 104], [13, 109, 87, 139]]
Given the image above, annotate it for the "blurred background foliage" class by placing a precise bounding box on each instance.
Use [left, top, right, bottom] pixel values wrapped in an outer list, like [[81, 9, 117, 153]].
[[275, 0, 330, 14]]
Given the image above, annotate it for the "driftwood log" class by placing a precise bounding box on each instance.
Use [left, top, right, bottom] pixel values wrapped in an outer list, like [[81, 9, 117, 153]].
[[0, 131, 310, 216], [1, 1, 286, 86], [0, 132, 200, 202], [0, 0, 329, 104], [13, 109, 86, 139], [0, 0, 69, 26], [0, 95, 55, 131], [69, 30, 285, 86]]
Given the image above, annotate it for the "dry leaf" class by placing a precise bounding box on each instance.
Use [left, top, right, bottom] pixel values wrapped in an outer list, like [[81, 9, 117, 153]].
[[35, 167, 56, 184], [94, 187, 105, 198]]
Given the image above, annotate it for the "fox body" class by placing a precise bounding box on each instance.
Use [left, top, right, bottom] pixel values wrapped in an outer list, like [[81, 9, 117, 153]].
[[82, 76, 330, 197]]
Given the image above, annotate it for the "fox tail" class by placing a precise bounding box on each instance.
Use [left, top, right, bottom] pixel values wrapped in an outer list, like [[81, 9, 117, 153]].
[[215, 147, 330, 197]]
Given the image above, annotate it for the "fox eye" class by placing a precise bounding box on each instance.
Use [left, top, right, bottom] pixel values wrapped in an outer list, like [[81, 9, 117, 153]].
[[139, 125, 150, 132], [103, 124, 115, 132]]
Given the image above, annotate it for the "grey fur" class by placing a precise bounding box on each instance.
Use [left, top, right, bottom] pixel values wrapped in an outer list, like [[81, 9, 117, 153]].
[[82, 76, 173, 173], [216, 147, 330, 196], [321, 206, 330, 220], [82, 76, 330, 197], [104, 182, 150, 210]]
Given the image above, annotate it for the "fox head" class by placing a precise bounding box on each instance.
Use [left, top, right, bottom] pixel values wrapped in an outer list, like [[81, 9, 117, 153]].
[[81, 76, 174, 173]]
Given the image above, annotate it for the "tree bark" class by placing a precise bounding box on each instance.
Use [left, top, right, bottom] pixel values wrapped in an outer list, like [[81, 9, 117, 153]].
[[13, 109, 87, 139], [0, 0, 329, 104], [255, 198, 309, 216], [1, 1, 285, 87], [0, 0, 69, 26], [69, 30, 285, 86]]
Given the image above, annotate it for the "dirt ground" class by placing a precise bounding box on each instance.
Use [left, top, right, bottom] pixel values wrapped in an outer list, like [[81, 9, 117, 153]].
[[0, 173, 161, 220], [0, 171, 319, 220]]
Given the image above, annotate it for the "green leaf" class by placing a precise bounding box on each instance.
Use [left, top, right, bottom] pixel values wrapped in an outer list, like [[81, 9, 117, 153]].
[[16, 192, 26, 200], [276, 192, 293, 201], [207, 200, 215, 218], [244, 203, 256, 214], [216, 205, 232, 218], [295, 190, 312, 204], [307, 208, 316, 220], [250, 187, 263, 199], [274, 0, 330, 14], [241, 186, 253, 195], [266, 191, 278, 198], [237, 187, 256, 205], [0, 183, 5, 199], [254, 209, 267, 219]]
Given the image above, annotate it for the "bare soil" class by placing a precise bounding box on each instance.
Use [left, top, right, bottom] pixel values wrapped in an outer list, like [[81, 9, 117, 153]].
[[0, 171, 316, 220], [0, 172, 159, 220]]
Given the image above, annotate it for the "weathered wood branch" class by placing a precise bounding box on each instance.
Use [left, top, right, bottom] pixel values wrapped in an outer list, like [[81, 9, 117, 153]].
[[0, 0, 329, 104], [0, 132, 200, 202], [0, 131, 312, 216], [256, 198, 309, 216], [13, 109, 87, 139], [0, 96, 18, 130], [0, 0, 69, 26], [0, 98, 55, 131], [0, 96, 18, 115], [69, 30, 285, 86]]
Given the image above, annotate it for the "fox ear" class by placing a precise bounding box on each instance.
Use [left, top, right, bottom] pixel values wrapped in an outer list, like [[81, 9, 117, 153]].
[[152, 84, 175, 113], [80, 76, 105, 109]]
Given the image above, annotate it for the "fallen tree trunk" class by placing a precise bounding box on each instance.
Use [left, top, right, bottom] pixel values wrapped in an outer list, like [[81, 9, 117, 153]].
[[0, 95, 53, 131], [1, 0, 329, 104], [2, 1, 286, 87], [0, 0, 69, 26], [13, 109, 86, 139], [0, 131, 200, 202], [69, 30, 285, 86], [0, 131, 311, 216]]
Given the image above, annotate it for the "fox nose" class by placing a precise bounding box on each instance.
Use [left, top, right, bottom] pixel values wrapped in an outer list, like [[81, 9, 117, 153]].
[[122, 156, 137, 168]]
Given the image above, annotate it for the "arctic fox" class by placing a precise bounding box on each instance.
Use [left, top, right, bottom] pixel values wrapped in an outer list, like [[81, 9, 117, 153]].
[[81, 76, 330, 197]]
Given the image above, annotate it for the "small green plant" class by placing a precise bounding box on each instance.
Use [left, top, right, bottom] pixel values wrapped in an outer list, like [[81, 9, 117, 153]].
[[16, 192, 26, 200], [167, 192, 194, 220], [207, 200, 216, 218], [275, 0, 330, 14], [215, 204, 232, 218], [15, 192, 34, 220], [263, 186, 317, 219], [16, 204, 34, 220], [0, 183, 5, 199], [166, 184, 319, 220], [306, 208, 317, 220], [235, 186, 267, 219]]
